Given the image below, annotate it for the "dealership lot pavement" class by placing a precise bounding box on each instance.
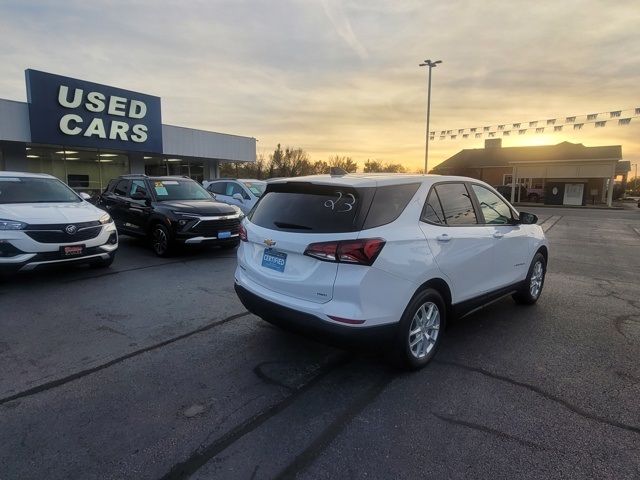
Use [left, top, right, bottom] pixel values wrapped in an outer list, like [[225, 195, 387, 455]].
[[1, 207, 640, 479]]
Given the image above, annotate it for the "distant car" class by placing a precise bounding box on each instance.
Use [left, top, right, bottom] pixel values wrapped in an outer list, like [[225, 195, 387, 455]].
[[235, 174, 548, 370], [0, 171, 118, 278], [203, 179, 266, 214], [97, 175, 242, 256]]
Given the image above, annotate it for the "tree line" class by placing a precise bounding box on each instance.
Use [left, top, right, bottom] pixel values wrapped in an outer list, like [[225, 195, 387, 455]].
[[219, 144, 412, 179]]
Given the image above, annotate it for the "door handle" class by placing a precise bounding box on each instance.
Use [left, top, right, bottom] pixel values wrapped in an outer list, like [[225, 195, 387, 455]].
[[436, 234, 451, 242], [493, 232, 504, 239]]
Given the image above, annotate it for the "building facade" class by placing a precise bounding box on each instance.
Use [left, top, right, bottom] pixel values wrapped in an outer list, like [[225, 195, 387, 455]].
[[0, 69, 256, 195], [432, 139, 629, 206]]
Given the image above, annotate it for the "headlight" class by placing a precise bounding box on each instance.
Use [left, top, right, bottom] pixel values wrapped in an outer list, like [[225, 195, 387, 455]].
[[231, 206, 245, 218], [99, 213, 113, 224], [0, 219, 27, 230]]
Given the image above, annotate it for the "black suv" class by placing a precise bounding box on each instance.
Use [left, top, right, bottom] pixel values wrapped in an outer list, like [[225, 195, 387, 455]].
[[97, 175, 242, 256]]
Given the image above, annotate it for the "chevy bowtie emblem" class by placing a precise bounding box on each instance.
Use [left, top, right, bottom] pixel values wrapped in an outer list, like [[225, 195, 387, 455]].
[[264, 239, 276, 247], [65, 225, 77, 235]]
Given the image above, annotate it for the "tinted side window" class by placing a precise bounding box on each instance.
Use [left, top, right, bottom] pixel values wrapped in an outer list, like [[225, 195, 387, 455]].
[[208, 182, 227, 195], [421, 188, 445, 224], [471, 184, 513, 225], [225, 182, 248, 198], [363, 183, 420, 229], [434, 183, 477, 225], [130, 180, 148, 197], [114, 179, 129, 196]]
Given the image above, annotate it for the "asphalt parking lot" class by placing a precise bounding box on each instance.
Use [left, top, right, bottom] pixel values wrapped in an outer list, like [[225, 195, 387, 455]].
[[1, 207, 640, 480]]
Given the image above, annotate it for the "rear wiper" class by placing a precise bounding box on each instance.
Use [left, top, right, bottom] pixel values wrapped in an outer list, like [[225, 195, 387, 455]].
[[274, 221, 312, 230]]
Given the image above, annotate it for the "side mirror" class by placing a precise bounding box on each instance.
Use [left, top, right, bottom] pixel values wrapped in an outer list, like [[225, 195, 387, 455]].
[[209, 191, 217, 199], [131, 191, 147, 201], [79, 192, 91, 201], [232, 193, 244, 202], [519, 212, 538, 225]]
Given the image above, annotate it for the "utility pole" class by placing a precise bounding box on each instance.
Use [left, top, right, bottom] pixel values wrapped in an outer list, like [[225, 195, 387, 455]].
[[419, 59, 442, 174]]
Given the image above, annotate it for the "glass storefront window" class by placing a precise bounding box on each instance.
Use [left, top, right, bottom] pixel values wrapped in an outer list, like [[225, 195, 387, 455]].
[[144, 156, 167, 176], [23, 145, 129, 195], [144, 157, 206, 183]]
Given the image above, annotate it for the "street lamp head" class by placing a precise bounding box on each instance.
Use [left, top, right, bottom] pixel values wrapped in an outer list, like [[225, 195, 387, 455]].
[[419, 59, 443, 68]]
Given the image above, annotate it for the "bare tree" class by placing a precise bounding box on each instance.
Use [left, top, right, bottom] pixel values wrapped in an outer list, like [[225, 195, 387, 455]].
[[328, 155, 358, 173]]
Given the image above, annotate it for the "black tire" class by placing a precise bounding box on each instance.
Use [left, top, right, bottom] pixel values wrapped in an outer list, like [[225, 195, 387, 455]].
[[90, 253, 116, 269], [390, 288, 446, 370], [528, 193, 539, 203], [513, 252, 546, 305], [150, 223, 173, 257]]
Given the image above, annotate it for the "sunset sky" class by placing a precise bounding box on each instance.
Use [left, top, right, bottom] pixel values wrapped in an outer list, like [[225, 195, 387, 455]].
[[0, 0, 638, 175]]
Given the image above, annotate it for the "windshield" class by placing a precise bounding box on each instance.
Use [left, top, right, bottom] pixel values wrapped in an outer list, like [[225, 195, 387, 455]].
[[152, 179, 213, 201], [0, 177, 81, 204], [243, 181, 266, 197]]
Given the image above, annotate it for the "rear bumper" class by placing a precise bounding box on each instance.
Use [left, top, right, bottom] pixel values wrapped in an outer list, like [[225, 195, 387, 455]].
[[235, 283, 398, 349]]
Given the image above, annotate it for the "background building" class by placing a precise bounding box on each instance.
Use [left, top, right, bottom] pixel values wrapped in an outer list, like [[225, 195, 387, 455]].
[[432, 139, 629, 206], [0, 69, 256, 195]]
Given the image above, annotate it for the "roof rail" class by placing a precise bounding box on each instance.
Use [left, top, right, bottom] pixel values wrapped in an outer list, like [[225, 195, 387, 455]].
[[120, 174, 149, 178]]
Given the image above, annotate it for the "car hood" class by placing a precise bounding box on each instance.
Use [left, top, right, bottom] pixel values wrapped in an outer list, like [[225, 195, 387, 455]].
[[158, 200, 238, 215], [0, 201, 106, 224]]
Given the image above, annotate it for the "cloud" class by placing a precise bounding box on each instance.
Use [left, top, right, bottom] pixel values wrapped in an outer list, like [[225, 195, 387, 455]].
[[320, 0, 368, 59]]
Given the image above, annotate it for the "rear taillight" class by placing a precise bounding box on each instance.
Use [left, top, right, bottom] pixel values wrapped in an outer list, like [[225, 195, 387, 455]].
[[304, 238, 385, 266], [239, 224, 248, 242]]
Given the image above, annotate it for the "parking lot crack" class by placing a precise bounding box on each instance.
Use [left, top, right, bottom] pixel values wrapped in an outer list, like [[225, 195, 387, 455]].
[[0, 311, 250, 407], [431, 412, 557, 453], [435, 360, 640, 436], [274, 373, 394, 480], [158, 353, 352, 480]]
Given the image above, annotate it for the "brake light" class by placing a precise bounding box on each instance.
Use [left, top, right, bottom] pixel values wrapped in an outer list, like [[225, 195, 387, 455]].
[[304, 238, 385, 266], [239, 224, 248, 242]]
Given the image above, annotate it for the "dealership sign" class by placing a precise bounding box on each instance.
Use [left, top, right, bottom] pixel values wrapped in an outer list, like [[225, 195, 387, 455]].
[[25, 69, 163, 153]]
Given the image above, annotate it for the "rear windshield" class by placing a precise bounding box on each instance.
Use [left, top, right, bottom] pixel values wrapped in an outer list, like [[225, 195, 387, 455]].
[[249, 183, 361, 233]]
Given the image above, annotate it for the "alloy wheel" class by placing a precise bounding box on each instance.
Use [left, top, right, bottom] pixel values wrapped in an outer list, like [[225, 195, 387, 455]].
[[408, 302, 440, 359], [152, 227, 168, 255], [529, 261, 544, 298]]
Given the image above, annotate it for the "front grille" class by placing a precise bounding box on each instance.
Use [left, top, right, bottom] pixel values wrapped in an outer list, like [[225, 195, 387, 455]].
[[190, 219, 240, 237], [25, 221, 101, 230], [24, 222, 103, 244]]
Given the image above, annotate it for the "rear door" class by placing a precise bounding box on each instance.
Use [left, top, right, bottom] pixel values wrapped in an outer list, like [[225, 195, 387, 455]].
[[419, 182, 494, 302], [240, 183, 365, 304], [469, 183, 529, 289]]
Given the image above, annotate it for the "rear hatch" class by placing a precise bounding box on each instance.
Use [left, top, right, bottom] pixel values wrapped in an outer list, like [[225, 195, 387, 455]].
[[239, 182, 373, 304]]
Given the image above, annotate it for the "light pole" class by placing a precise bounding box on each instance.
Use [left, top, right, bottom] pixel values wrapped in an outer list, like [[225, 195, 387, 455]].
[[419, 59, 442, 174]]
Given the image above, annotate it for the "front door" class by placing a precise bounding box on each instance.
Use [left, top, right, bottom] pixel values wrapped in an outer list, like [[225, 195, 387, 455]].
[[470, 184, 530, 289]]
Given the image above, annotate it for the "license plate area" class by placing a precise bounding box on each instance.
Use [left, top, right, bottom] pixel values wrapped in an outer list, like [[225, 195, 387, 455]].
[[261, 248, 287, 273], [218, 231, 231, 239], [61, 245, 85, 257]]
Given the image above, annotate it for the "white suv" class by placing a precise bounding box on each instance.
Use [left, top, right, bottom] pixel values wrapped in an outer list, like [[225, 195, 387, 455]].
[[0, 172, 118, 277], [204, 179, 266, 214], [234, 174, 548, 369]]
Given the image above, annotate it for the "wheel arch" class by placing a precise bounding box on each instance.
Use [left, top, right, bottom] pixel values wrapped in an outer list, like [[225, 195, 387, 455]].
[[413, 277, 453, 317], [536, 245, 548, 264]]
